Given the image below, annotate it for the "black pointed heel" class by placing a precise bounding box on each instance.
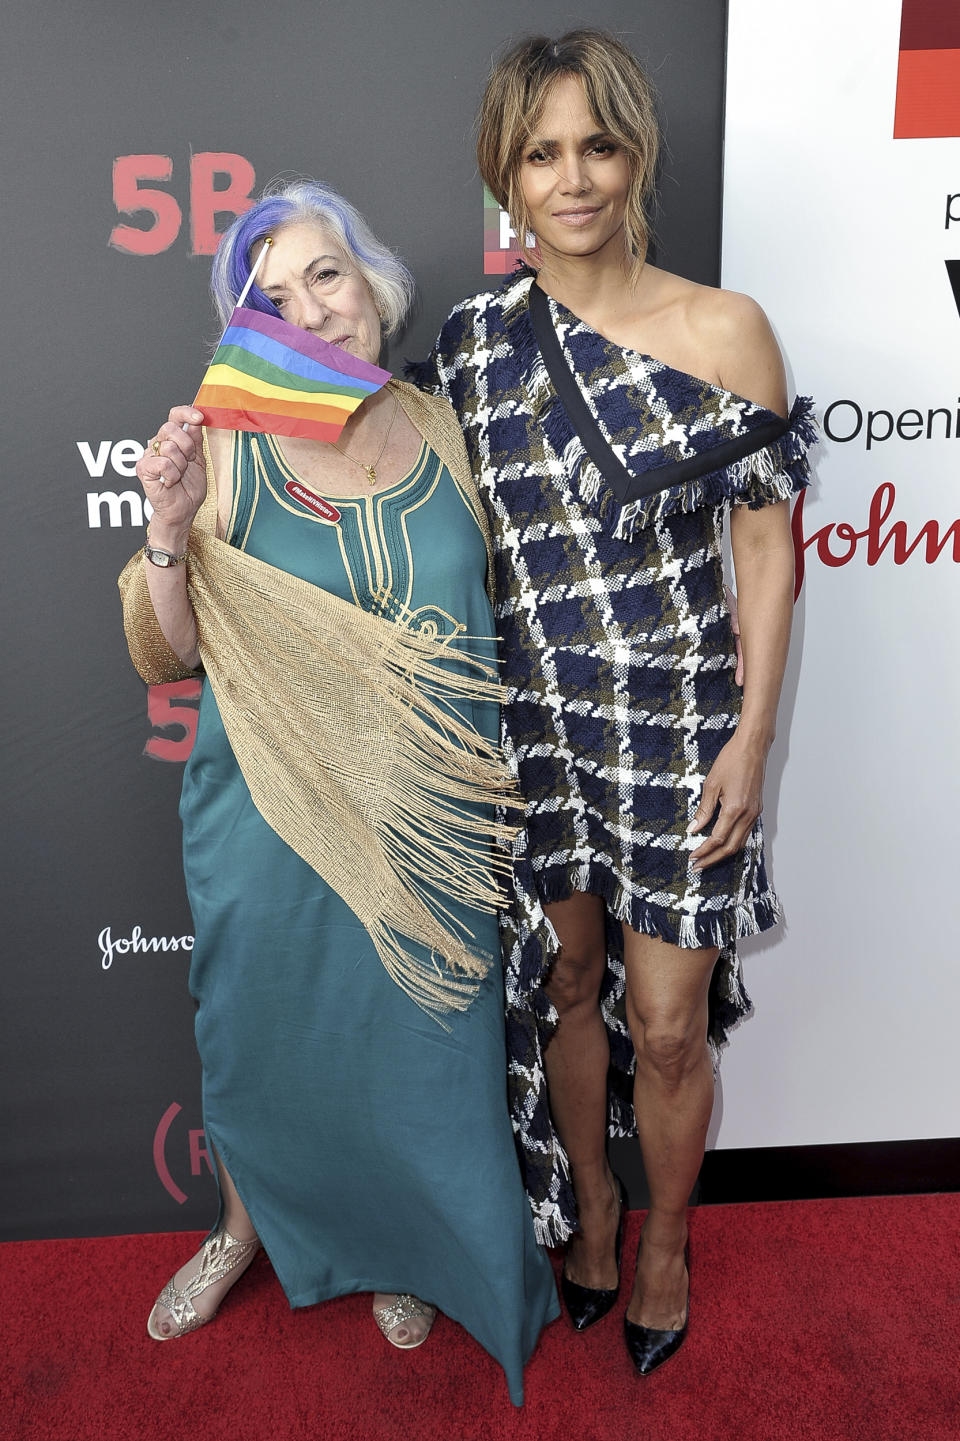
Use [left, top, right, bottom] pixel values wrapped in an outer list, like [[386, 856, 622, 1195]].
[[560, 1175, 627, 1332], [623, 1241, 689, 1375]]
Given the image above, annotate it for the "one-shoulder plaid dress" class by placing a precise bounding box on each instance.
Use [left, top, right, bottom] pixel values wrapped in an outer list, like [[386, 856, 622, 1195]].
[[416, 270, 816, 1242]]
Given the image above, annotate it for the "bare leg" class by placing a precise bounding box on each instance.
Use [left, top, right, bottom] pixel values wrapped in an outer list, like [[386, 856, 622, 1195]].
[[542, 893, 621, 1287], [149, 1150, 259, 1337], [622, 929, 717, 1329]]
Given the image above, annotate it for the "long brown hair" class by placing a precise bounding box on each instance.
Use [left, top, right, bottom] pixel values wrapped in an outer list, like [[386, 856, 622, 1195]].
[[476, 30, 660, 279]]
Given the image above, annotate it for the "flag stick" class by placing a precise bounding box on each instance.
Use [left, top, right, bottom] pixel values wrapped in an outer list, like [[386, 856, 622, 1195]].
[[234, 235, 273, 309], [186, 236, 273, 426]]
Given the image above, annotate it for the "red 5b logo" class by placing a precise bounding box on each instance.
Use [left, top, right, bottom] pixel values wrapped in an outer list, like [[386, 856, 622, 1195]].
[[110, 152, 256, 256], [145, 679, 203, 762]]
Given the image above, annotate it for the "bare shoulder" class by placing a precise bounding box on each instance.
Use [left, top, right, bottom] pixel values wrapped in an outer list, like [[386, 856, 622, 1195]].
[[687, 286, 788, 417], [636, 269, 787, 416], [687, 285, 768, 345]]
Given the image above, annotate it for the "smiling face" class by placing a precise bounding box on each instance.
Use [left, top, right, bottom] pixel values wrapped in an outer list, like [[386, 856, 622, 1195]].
[[254, 220, 382, 365], [518, 74, 633, 267]]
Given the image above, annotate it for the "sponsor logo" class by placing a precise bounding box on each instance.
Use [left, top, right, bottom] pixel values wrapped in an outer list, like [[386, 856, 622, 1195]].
[[792, 484, 959, 598], [98, 925, 194, 971], [821, 397, 960, 450], [483, 184, 533, 275], [946, 258, 960, 318], [943, 196, 960, 315], [284, 479, 341, 523], [78, 438, 151, 528], [110, 152, 256, 256], [153, 1103, 213, 1205], [894, 1, 960, 140], [145, 680, 203, 763], [793, 391, 960, 594]]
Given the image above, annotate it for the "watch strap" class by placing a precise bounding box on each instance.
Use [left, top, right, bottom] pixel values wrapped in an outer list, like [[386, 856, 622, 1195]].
[[144, 540, 189, 567]]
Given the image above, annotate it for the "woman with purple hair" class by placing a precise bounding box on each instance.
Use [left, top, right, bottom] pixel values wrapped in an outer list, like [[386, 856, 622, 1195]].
[[119, 181, 557, 1404]]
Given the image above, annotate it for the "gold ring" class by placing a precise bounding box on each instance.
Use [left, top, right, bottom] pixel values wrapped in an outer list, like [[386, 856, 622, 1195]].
[[152, 438, 162, 456]]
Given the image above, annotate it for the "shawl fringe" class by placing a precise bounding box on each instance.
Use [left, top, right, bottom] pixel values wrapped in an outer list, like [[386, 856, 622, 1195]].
[[119, 382, 515, 1024], [187, 533, 520, 1022]]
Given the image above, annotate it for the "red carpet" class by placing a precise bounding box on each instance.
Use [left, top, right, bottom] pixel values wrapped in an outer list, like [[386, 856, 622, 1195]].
[[5, 1193, 958, 1441]]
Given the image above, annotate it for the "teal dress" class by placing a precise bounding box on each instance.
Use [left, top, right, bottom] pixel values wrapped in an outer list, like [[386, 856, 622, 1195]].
[[179, 429, 558, 1405]]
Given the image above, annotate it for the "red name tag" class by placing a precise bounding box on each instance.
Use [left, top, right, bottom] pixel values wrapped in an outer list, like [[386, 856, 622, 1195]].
[[284, 480, 341, 524]]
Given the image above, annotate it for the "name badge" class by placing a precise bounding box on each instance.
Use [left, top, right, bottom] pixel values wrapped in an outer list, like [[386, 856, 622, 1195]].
[[284, 480, 341, 524]]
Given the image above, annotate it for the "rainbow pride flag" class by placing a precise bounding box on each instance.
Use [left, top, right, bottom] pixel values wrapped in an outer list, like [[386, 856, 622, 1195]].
[[194, 307, 391, 443]]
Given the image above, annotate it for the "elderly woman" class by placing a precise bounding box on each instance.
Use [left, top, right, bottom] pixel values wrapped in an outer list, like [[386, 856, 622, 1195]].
[[418, 31, 815, 1374], [119, 180, 557, 1405]]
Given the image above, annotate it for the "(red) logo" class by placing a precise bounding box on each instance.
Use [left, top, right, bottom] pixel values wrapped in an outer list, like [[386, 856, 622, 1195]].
[[153, 1102, 213, 1204]]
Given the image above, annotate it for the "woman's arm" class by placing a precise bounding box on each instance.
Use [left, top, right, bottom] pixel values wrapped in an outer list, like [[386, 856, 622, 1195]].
[[141, 529, 201, 671], [688, 500, 794, 869], [727, 501, 795, 756], [130, 405, 207, 670], [688, 296, 794, 869], [118, 400, 211, 680]]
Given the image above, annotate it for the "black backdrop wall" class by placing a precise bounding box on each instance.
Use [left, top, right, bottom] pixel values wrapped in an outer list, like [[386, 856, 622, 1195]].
[[1, 0, 726, 1240]]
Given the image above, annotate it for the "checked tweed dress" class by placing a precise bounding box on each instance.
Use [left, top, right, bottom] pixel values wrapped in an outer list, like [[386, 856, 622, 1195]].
[[416, 270, 816, 1242]]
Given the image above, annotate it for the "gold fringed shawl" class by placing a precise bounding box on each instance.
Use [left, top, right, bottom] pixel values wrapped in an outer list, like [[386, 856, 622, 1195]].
[[118, 382, 516, 1019]]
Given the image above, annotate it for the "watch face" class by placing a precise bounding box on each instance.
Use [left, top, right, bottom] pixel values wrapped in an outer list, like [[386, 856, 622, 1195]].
[[146, 546, 172, 566]]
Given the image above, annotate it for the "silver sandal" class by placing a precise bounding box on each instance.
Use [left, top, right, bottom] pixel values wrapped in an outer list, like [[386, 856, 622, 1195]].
[[372, 1293, 437, 1350], [147, 1226, 260, 1340]]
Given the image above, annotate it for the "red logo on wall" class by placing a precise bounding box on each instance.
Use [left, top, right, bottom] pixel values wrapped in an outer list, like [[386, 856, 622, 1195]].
[[483, 184, 525, 275], [145, 680, 202, 762], [110, 153, 256, 255], [894, 1, 960, 138], [791, 484, 960, 598], [153, 1103, 213, 1204]]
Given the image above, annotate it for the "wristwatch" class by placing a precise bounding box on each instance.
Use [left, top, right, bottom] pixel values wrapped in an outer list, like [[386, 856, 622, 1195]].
[[144, 540, 189, 567]]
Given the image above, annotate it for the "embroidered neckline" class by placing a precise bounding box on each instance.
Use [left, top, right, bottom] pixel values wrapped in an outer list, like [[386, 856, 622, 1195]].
[[262, 432, 428, 505]]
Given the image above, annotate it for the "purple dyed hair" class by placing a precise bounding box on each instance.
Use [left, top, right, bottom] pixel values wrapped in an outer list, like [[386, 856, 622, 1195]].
[[210, 180, 415, 337]]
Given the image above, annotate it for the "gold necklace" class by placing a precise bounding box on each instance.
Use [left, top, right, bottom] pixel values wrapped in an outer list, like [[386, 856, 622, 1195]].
[[332, 391, 400, 486]]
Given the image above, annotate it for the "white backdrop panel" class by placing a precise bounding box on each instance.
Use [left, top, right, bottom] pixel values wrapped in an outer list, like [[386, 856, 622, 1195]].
[[716, 0, 959, 1148]]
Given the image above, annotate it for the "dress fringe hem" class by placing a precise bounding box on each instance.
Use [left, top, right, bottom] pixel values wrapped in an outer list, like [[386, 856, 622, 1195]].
[[533, 858, 781, 955]]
